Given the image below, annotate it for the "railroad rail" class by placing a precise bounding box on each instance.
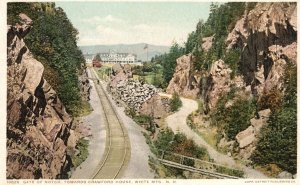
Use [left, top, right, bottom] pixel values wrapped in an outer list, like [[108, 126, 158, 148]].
[[89, 67, 130, 179]]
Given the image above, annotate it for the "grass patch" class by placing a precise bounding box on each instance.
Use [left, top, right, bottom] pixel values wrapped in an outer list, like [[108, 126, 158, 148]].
[[133, 114, 152, 125], [70, 101, 93, 117], [72, 138, 89, 168], [133, 74, 154, 84], [187, 112, 218, 150], [97, 66, 111, 80], [126, 108, 155, 133], [197, 130, 218, 149], [76, 101, 93, 117], [215, 166, 244, 178], [170, 92, 182, 112]]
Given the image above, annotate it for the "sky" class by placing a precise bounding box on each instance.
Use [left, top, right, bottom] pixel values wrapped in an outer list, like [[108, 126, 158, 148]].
[[56, 1, 211, 46]]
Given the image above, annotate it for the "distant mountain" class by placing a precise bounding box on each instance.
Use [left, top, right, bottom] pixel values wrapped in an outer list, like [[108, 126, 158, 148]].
[[80, 43, 170, 61]]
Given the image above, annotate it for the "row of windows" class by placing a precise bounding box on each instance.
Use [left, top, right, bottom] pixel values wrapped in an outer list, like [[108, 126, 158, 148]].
[[100, 54, 136, 57], [101, 58, 136, 61], [102, 61, 136, 64]]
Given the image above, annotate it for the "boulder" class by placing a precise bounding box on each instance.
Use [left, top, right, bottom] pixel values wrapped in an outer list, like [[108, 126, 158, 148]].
[[278, 171, 293, 179], [250, 109, 271, 132], [235, 109, 271, 158], [236, 126, 255, 149], [139, 94, 170, 119]]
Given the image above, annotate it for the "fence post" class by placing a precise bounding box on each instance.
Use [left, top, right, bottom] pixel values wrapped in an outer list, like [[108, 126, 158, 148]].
[[180, 156, 183, 164], [160, 151, 165, 160]]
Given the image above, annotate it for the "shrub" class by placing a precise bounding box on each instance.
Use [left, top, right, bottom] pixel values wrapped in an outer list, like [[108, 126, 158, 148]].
[[212, 92, 255, 140], [170, 92, 182, 112], [251, 107, 297, 174], [223, 49, 241, 78], [258, 88, 283, 112], [72, 138, 89, 168]]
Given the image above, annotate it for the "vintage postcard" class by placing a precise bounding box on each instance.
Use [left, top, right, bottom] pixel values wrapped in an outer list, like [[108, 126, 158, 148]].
[[1, 0, 299, 185]]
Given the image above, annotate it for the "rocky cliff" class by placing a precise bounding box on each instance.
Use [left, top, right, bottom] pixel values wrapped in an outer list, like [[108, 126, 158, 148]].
[[7, 14, 72, 179], [166, 54, 200, 99], [169, 2, 296, 112], [227, 2, 296, 94]]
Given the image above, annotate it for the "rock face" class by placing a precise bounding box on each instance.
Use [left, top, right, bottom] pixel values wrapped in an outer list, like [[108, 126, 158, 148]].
[[227, 2, 296, 94], [204, 60, 232, 111], [78, 66, 91, 102], [200, 2, 297, 112], [7, 14, 72, 179], [78, 64, 92, 101], [166, 54, 200, 99]]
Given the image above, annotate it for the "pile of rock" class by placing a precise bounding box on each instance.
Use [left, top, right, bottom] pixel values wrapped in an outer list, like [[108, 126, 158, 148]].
[[108, 63, 170, 123], [114, 79, 158, 110]]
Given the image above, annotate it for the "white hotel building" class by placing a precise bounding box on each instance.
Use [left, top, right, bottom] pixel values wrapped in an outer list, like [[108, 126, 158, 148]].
[[98, 51, 138, 64]]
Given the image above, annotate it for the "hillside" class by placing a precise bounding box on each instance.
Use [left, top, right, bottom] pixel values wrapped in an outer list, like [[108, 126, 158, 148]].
[[80, 43, 170, 61], [156, 2, 297, 177]]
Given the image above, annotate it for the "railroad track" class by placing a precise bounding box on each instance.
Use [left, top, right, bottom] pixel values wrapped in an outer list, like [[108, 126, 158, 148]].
[[89, 67, 130, 179]]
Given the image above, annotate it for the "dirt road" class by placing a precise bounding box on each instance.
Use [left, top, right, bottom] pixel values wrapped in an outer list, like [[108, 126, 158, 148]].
[[160, 93, 268, 178]]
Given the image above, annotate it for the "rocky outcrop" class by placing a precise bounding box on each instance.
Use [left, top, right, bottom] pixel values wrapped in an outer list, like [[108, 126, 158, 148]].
[[209, 2, 297, 162], [108, 63, 132, 91], [236, 109, 271, 159], [201, 2, 297, 112], [227, 2, 297, 93], [204, 60, 232, 111], [7, 14, 72, 179], [201, 36, 214, 52], [203, 60, 246, 111], [166, 54, 200, 99], [78, 66, 91, 102]]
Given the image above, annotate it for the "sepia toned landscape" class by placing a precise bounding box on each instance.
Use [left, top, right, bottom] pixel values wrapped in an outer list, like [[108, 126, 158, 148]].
[[6, 1, 297, 180]]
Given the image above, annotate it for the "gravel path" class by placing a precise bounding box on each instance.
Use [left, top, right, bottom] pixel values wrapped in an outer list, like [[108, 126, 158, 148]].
[[101, 80, 155, 179], [160, 93, 268, 179], [71, 70, 107, 179]]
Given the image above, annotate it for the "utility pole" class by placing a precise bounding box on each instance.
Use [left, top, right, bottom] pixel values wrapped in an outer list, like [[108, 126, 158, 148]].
[[144, 44, 148, 62]]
